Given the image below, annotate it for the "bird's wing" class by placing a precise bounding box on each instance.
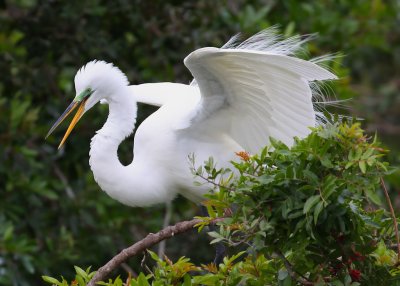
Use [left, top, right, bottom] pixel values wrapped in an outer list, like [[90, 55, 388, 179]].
[[183, 47, 337, 153], [129, 83, 196, 107]]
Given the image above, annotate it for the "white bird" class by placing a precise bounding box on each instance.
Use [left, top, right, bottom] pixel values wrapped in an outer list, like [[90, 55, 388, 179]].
[[46, 28, 337, 207]]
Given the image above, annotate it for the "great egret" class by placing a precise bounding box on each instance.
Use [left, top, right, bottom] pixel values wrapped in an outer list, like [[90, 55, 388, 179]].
[[46, 28, 337, 207]]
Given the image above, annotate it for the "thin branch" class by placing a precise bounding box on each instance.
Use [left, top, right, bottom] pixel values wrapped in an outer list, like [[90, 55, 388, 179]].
[[380, 177, 400, 263], [194, 171, 224, 189], [87, 217, 224, 286], [194, 171, 235, 193], [120, 263, 137, 278], [274, 250, 313, 286], [53, 164, 75, 199]]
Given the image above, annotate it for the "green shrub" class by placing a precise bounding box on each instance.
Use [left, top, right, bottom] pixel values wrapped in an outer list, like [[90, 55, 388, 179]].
[[43, 122, 400, 285]]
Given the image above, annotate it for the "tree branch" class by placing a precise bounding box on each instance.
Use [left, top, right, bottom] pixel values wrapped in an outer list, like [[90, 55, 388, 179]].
[[88, 217, 223, 286], [380, 177, 400, 263]]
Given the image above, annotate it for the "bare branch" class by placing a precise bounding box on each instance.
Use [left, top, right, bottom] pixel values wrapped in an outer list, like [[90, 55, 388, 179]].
[[380, 177, 400, 264], [88, 217, 224, 286]]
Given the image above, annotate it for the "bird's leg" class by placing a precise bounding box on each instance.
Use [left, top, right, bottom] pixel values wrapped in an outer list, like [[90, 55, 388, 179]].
[[158, 201, 172, 258], [200, 205, 226, 266]]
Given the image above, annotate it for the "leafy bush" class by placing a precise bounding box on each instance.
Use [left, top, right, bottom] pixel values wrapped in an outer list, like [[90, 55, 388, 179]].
[[43, 122, 400, 285]]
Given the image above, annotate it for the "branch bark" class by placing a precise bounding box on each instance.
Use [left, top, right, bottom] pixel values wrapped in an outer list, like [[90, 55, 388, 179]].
[[88, 217, 222, 286]]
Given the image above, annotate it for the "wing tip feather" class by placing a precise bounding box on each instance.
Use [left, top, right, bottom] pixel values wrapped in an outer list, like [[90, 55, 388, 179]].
[[184, 47, 220, 67]]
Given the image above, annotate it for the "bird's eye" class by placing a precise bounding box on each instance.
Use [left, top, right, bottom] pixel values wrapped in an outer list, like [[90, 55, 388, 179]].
[[75, 88, 93, 102]]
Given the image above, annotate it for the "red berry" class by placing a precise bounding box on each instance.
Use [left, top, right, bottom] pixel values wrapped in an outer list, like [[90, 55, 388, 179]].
[[349, 269, 361, 281]]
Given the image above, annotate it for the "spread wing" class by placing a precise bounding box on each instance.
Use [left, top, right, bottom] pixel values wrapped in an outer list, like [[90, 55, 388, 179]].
[[182, 44, 337, 153]]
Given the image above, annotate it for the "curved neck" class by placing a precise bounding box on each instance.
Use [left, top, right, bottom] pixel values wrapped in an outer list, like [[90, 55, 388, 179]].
[[88, 87, 173, 207], [89, 88, 137, 204]]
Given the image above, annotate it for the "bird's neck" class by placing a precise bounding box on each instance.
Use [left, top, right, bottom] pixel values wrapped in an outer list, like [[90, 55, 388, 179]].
[[89, 88, 137, 205], [88, 87, 175, 207]]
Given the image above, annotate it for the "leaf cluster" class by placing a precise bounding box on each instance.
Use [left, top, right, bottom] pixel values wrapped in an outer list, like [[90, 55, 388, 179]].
[[43, 122, 400, 285], [200, 122, 399, 285]]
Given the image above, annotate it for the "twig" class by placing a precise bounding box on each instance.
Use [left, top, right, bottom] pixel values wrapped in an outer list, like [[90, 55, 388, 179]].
[[380, 177, 400, 263], [120, 263, 137, 278], [274, 250, 313, 285], [140, 251, 153, 276], [87, 217, 224, 286], [194, 171, 235, 193], [53, 164, 75, 199]]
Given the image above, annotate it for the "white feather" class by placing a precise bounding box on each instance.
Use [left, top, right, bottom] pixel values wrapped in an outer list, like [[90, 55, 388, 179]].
[[183, 42, 337, 152]]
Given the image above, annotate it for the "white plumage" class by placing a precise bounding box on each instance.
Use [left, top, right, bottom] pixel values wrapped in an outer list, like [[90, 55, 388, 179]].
[[48, 29, 337, 207]]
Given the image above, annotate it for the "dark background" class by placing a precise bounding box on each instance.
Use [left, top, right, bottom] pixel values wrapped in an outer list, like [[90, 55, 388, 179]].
[[0, 1, 399, 285]]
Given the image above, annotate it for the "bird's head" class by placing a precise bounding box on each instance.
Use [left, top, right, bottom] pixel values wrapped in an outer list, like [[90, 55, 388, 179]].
[[46, 60, 129, 149]]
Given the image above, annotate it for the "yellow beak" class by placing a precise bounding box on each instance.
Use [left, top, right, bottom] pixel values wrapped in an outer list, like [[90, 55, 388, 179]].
[[46, 97, 88, 149]]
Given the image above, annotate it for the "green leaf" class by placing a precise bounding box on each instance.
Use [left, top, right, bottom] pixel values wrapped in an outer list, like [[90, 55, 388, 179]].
[[365, 188, 382, 205], [359, 160, 367, 174], [210, 237, 224, 244], [42, 276, 62, 285], [322, 175, 338, 199], [288, 210, 304, 219], [257, 174, 275, 184], [86, 266, 94, 279], [302, 170, 319, 184], [303, 195, 320, 214], [355, 148, 363, 160], [345, 161, 355, 169], [3, 224, 13, 241], [270, 136, 287, 149], [10, 98, 30, 131], [361, 147, 374, 159], [74, 266, 88, 279], [320, 156, 334, 168], [344, 274, 352, 286], [348, 149, 355, 161], [376, 161, 388, 171], [282, 275, 293, 286], [208, 231, 224, 244], [331, 281, 345, 286], [192, 274, 220, 285], [313, 200, 324, 224], [137, 273, 150, 286], [260, 146, 268, 160], [21, 256, 34, 274], [183, 274, 192, 286], [75, 275, 85, 286], [147, 250, 161, 262]]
